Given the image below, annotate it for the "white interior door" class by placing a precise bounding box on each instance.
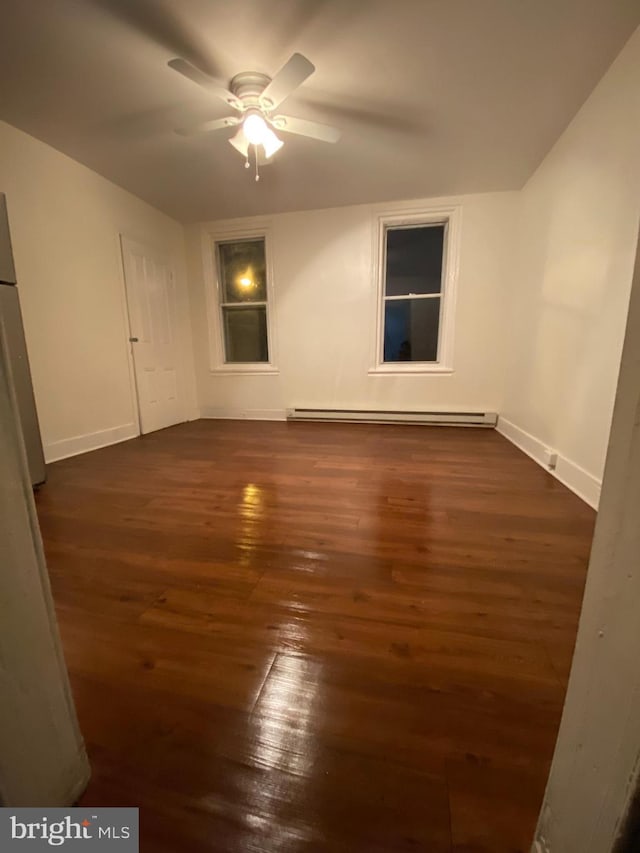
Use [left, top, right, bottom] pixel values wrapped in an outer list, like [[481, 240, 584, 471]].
[[121, 237, 183, 435]]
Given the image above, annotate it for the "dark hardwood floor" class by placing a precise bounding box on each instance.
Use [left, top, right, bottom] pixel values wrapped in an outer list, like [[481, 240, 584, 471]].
[[35, 420, 595, 852]]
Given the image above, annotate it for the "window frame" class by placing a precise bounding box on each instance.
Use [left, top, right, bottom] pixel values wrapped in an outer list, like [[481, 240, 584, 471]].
[[203, 222, 278, 374], [369, 204, 461, 375]]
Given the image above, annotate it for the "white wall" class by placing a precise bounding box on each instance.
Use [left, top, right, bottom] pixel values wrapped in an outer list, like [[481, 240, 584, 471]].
[[500, 28, 640, 509], [186, 192, 518, 419], [0, 120, 197, 462]]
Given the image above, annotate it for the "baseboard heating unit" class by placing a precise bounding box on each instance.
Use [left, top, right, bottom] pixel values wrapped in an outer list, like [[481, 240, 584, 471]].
[[286, 409, 497, 427]]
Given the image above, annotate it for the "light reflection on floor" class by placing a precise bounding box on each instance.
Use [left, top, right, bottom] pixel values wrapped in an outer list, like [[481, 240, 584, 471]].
[[238, 482, 265, 568]]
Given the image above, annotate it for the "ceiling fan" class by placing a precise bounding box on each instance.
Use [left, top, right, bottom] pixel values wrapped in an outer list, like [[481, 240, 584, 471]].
[[168, 53, 341, 178]]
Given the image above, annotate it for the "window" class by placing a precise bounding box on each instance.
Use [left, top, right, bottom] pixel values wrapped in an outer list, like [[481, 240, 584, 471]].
[[209, 233, 276, 371], [371, 206, 460, 374]]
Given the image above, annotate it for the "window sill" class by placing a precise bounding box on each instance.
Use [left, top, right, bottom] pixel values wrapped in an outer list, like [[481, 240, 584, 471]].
[[368, 364, 454, 376], [210, 365, 280, 376]]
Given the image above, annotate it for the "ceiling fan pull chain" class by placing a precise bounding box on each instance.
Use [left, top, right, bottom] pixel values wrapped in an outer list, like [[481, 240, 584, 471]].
[[254, 144, 260, 182]]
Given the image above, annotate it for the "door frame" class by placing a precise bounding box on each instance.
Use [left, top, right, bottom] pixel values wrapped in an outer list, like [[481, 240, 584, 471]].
[[118, 234, 184, 436], [0, 306, 90, 805], [534, 226, 640, 850]]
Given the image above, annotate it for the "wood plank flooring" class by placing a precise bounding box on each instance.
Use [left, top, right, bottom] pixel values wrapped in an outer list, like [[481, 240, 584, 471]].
[[35, 420, 595, 852]]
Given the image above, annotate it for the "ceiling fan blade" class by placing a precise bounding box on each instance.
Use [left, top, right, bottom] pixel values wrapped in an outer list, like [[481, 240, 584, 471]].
[[271, 115, 341, 144], [168, 58, 243, 111], [259, 53, 315, 110], [175, 116, 240, 136]]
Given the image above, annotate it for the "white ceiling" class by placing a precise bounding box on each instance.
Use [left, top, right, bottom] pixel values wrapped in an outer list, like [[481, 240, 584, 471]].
[[0, 0, 637, 223]]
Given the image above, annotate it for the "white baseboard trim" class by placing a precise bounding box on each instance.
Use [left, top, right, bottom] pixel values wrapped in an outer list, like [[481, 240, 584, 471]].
[[554, 455, 602, 511], [199, 407, 287, 422], [496, 416, 601, 510], [44, 423, 139, 463]]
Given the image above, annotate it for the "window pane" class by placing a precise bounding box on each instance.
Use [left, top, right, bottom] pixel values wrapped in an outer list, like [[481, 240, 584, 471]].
[[218, 239, 267, 303], [385, 225, 445, 297], [383, 298, 440, 362], [223, 306, 269, 363]]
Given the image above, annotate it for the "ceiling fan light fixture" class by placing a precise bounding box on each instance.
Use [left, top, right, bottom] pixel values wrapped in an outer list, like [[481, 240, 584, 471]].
[[229, 127, 249, 157], [262, 127, 284, 159], [243, 111, 268, 146]]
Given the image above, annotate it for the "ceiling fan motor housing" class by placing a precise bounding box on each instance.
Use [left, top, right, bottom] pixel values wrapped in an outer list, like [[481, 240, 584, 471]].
[[229, 72, 273, 110]]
